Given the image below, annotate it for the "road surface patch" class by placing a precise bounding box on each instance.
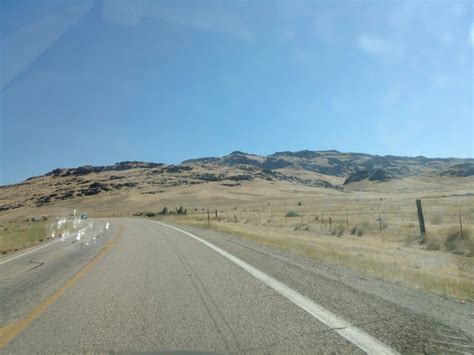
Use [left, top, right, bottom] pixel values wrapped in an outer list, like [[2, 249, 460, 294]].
[[153, 221, 398, 355], [0, 226, 125, 349]]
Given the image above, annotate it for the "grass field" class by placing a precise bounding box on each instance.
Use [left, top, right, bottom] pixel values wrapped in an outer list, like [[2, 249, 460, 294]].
[[129, 188, 474, 300], [1, 175, 472, 299], [0, 220, 49, 254], [0, 216, 84, 254], [159, 213, 474, 300]]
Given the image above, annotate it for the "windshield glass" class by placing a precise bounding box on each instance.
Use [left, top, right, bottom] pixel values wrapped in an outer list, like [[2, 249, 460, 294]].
[[0, 1, 473, 353]]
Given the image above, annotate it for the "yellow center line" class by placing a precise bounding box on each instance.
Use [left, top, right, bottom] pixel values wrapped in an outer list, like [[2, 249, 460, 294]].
[[0, 225, 125, 349]]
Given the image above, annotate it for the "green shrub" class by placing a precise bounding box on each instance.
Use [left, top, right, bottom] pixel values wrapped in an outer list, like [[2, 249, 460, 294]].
[[158, 207, 168, 216], [350, 222, 369, 237], [286, 210, 302, 217], [176, 206, 187, 215]]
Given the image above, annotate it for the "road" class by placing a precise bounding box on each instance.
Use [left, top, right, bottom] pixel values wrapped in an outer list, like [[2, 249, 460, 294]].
[[1, 218, 473, 353]]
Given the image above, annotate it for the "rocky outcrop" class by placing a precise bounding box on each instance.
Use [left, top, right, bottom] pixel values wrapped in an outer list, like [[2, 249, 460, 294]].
[[440, 163, 474, 177], [343, 171, 370, 185], [368, 169, 392, 182], [164, 165, 193, 174], [180, 150, 472, 179], [7, 151, 472, 212], [227, 175, 253, 181], [261, 158, 292, 170], [344, 169, 393, 185], [46, 161, 164, 177]]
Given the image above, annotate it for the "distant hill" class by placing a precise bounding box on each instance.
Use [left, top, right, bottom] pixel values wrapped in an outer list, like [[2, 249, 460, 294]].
[[182, 150, 472, 178], [440, 163, 474, 177], [0, 150, 472, 214]]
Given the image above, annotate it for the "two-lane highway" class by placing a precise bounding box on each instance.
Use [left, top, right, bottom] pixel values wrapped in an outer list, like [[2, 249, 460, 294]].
[[1, 218, 473, 353]]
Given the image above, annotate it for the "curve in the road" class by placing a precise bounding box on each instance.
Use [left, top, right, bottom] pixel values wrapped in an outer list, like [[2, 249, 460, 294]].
[[0, 226, 125, 348]]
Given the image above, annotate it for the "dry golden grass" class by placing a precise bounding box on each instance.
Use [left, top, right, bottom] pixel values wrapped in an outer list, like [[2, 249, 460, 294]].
[[0, 220, 49, 253], [0, 216, 84, 253], [162, 213, 474, 300], [1, 171, 473, 299]]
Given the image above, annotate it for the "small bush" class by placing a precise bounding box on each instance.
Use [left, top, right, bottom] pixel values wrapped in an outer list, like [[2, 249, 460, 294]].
[[176, 206, 187, 215], [445, 227, 472, 255], [134, 211, 159, 217], [286, 210, 302, 217], [297, 202, 302, 206], [350, 222, 369, 236], [158, 207, 168, 216]]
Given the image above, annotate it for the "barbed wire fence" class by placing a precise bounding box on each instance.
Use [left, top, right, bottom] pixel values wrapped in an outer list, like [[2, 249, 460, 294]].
[[182, 197, 473, 241]]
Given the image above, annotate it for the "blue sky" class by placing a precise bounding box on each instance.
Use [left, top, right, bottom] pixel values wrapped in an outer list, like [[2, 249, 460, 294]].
[[1, 0, 473, 185]]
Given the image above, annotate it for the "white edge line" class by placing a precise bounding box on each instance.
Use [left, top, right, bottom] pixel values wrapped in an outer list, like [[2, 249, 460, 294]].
[[0, 220, 100, 266], [0, 238, 62, 265], [152, 220, 399, 355]]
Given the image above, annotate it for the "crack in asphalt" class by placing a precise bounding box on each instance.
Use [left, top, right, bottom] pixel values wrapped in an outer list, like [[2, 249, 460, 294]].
[[26, 260, 44, 272]]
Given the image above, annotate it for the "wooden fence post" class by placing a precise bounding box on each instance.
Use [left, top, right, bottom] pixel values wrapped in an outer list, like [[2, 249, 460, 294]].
[[415, 199, 426, 243], [459, 213, 464, 240], [346, 213, 349, 230], [215, 209, 218, 219], [329, 217, 332, 230], [207, 208, 210, 227]]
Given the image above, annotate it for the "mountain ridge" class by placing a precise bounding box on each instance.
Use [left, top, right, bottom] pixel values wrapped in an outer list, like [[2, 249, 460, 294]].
[[0, 150, 472, 215], [8, 150, 474, 186], [180, 150, 473, 178]]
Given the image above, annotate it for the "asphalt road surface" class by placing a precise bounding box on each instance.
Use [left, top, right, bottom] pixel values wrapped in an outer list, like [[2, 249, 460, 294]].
[[1, 218, 473, 353]]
